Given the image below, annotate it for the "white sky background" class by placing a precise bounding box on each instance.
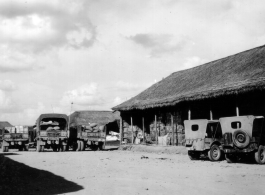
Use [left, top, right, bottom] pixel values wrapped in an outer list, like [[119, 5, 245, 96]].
[[1, 0, 265, 125]]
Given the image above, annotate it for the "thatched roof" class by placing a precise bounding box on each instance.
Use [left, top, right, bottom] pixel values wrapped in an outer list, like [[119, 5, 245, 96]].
[[0, 121, 13, 129], [113, 44, 265, 111], [69, 110, 120, 126]]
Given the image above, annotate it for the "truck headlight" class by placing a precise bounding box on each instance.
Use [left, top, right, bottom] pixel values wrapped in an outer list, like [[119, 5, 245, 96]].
[[40, 131, 47, 136], [61, 131, 67, 137], [22, 134, 28, 138], [4, 134, 11, 138]]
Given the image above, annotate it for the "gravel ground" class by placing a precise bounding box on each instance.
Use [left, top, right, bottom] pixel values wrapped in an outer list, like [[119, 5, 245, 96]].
[[1, 148, 265, 195]]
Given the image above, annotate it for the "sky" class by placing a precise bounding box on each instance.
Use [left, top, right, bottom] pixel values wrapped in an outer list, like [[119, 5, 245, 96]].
[[1, 0, 265, 125]]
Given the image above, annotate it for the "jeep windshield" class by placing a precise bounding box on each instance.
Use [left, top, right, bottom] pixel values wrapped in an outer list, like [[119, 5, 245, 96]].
[[40, 118, 67, 131]]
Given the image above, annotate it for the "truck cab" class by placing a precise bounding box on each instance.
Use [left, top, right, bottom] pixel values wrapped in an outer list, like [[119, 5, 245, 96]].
[[35, 113, 68, 152], [185, 119, 223, 161], [220, 115, 265, 164], [1, 126, 29, 152]]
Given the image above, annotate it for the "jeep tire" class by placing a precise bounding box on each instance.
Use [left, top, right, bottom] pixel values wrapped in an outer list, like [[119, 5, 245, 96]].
[[225, 154, 237, 163], [208, 144, 222, 161], [188, 151, 200, 160], [255, 145, 265, 164], [232, 130, 250, 148]]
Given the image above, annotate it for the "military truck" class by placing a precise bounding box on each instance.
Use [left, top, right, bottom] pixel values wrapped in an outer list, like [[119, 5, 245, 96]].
[[220, 115, 265, 164], [1, 126, 30, 152], [68, 111, 120, 151], [35, 113, 68, 152], [185, 119, 223, 161]]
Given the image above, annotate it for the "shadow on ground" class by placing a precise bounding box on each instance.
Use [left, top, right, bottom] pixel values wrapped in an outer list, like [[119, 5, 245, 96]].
[[0, 154, 83, 195]]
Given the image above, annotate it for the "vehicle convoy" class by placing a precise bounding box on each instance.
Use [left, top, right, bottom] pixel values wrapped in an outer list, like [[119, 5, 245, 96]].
[[1, 125, 31, 152], [68, 111, 120, 151], [220, 115, 265, 164], [35, 113, 68, 152], [185, 119, 224, 161]]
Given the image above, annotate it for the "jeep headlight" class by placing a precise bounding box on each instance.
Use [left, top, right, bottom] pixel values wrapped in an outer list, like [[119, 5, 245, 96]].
[[61, 131, 67, 137], [40, 131, 47, 136]]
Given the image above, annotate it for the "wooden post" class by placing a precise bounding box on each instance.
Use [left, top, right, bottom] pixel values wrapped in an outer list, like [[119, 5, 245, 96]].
[[155, 114, 157, 145], [142, 116, 145, 143], [171, 114, 174, 146], [236, 106, 239, 116], [131, 116, 133, 144], [188, 109, 191, 120], [210, 110, 213, 120], [120, 116, 123, 145]]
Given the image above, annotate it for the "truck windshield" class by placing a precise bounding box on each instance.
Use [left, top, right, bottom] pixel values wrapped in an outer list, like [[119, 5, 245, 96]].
[[206, 122, 222, 138], [40, 118, 67, 131]]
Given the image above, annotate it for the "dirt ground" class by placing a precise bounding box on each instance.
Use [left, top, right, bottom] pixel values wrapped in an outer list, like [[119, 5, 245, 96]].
[[1, 146, 265, 195]]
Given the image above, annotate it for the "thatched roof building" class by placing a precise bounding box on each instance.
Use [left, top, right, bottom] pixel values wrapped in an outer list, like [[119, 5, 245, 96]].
[[113, 45, 265, 111], [69, 110, 120, 126], [0, 121, 13, 129]]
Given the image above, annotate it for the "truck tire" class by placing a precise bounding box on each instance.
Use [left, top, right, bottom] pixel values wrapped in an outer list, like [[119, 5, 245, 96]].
[[1, 145, 6, 152], [188, 151, 200, 160], [24, 145, 29, 151], [80, 141, 85, 151], [98, 142, 104, 151], [61, 145, 66, 152], [36, 141, 41, 152], [208, 144, 222, 161], [255, 145, 265, 164], [232, 130, 250, 148], [76, 140, 81, 151]]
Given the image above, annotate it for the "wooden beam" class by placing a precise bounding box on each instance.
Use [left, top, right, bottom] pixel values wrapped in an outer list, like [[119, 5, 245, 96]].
[[131, 116, 133, 144], [120, 116, 123, 145], [171, 114, 174, 146], [142, 116, 145, 143], [236, 106, 239, 116], [155, 114, 157, 145]]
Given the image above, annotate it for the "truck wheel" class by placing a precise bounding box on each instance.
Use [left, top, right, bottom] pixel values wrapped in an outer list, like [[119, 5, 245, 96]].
[[41, 145, 45, 152], [61, 145, 66, 152], [1, 145, 6, 152], [208, 144, 222, 161], [5, 146, 9, 152], [18, 145, 23, 151], [76, 140, 81, 151], [98, 142, 104, 151], [255, 145, 265, 164], [80, 141, 85, 151], [37, 141, 41, 152], [225, 154, 237, 163], [24, 145, 29, 151]]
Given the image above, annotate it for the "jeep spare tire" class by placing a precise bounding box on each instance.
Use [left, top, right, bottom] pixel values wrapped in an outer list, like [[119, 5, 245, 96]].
[[232, 130, 250, 148]]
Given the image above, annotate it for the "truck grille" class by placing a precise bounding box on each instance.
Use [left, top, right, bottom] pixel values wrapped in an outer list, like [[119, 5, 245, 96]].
[[47, 132, 60, 137], [11, 134, 23, 139]]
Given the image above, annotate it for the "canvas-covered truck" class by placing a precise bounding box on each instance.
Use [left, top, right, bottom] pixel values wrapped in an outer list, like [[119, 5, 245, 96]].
[[0, 122, 13, 152], [220, 115, 265, 164], [1, 125, 31, 152], [35, 113, 68, 152], [185, 119, 224, 161], [68, 111, 120, 151]]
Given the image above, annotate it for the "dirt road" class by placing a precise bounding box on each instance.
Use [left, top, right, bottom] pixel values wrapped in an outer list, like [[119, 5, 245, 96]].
[[1, 148, 265, 195]]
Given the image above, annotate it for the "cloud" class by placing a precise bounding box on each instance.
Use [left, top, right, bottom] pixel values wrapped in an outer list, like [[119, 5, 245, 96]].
[[115, 81, 143, 91], [0, 90, 19, 113], [0, 0, 96, 72], [0, 80, 17, 91], [60, 83, 105, 107], [180, 56, 208, 70], [128, 33, 188, 57]]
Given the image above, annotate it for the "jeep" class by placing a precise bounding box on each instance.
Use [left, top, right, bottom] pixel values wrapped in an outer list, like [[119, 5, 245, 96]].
[[220, 115, 265, 164], [185, 119, 223, 161]]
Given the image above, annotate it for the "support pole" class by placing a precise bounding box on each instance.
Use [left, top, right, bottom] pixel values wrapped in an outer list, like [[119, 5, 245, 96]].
[[236, 106, 239, 116], [120, 116, 123, 145], [155, 114, 157, 145], [142, 116, 145, 144], [171, 114, 174, 146], [131, 116, 133, 144], [188, 109, 191, 120], [210, 110, 213, 120]]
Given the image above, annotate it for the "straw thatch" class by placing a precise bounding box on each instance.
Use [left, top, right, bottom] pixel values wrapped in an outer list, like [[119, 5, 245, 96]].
[[0, 121, 13, 129], [69, 110, 120, 126], [113, 44, 265, 111]]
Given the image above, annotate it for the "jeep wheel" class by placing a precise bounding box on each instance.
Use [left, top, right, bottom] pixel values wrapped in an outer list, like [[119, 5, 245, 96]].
[[225, 154, 237, 163], [188, 151, 200, 160], [233, 130, 250, 148], [255, 145, 265, 164], [208, 144, 222, 161]]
